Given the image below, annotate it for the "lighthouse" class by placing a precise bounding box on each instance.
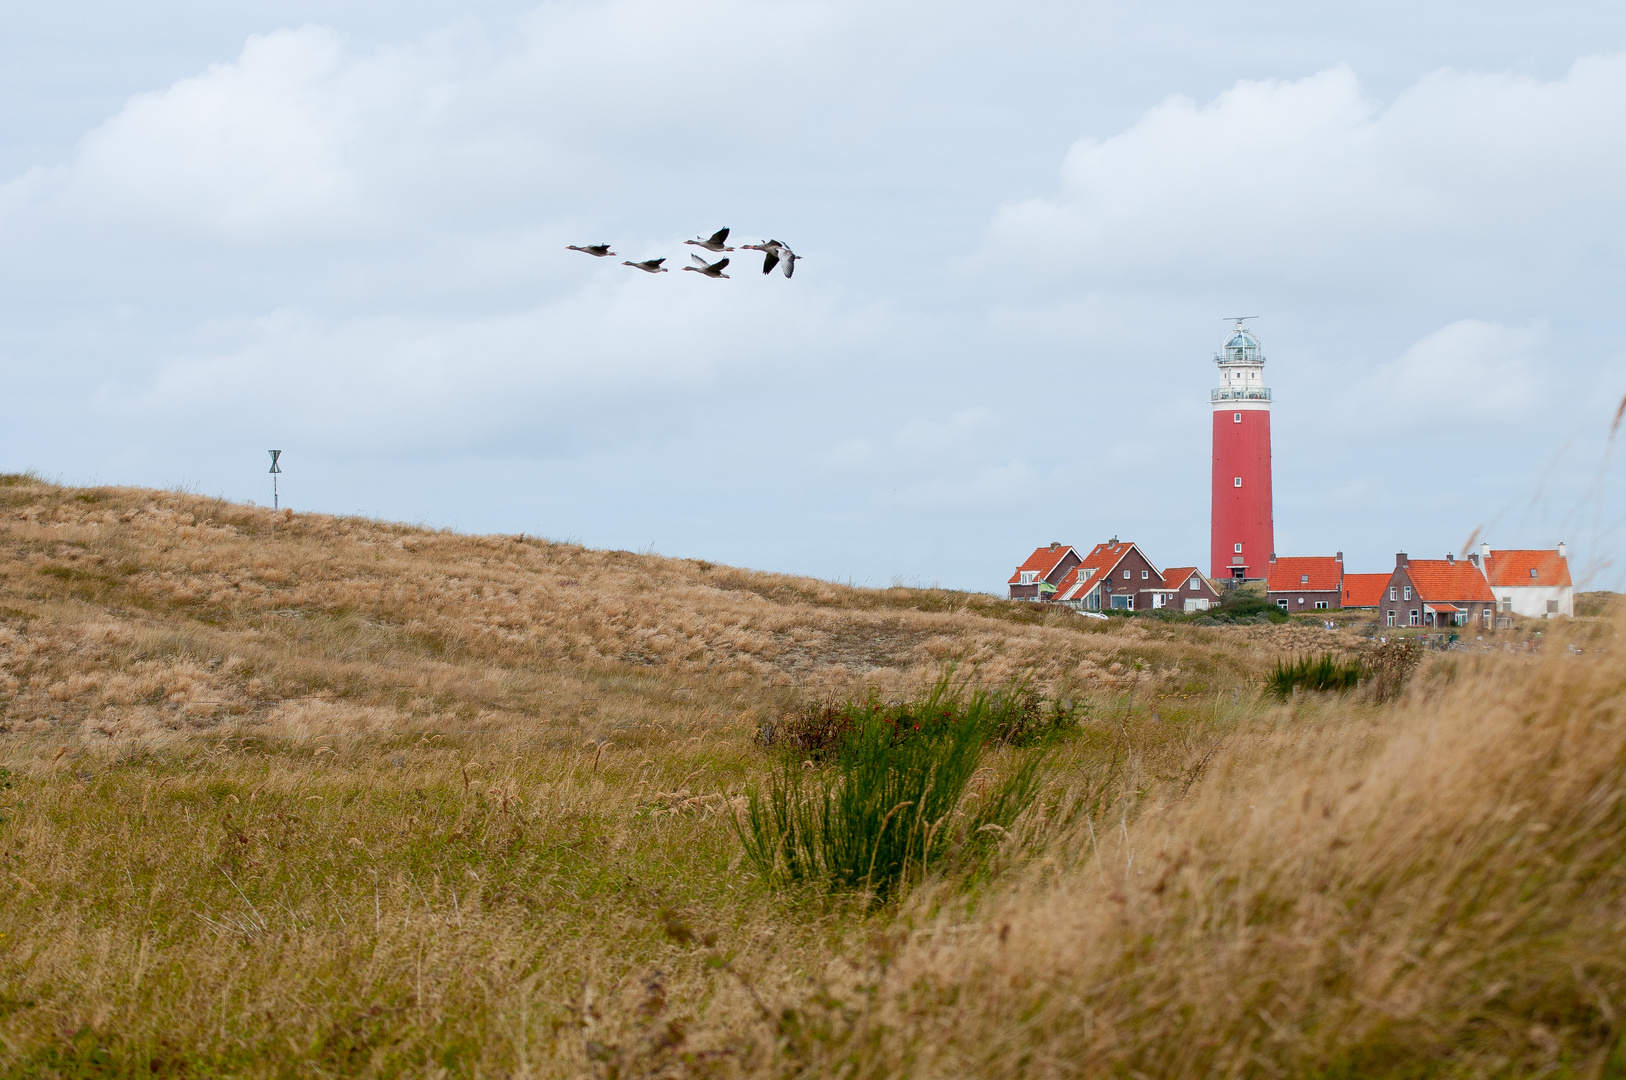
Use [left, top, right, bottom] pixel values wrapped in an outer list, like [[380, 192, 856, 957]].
[[1210, 318, 1275, 581]]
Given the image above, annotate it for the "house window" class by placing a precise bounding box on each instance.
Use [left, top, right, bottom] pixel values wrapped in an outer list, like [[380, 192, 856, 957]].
[[1141, 570, 1149, 580], [1389, 587, 1397, 601], [1298, 597, 1305, 605], [1483, 609, 1492, 628], [1123, 569, 1131, 579], [1276, 599, 1288, 611], [1529, 568, 1538, 578], [1234, 477, 1242, 487], [1020, 571, 1035, 584], [1234, 543, 1243, 553], [1386, 611, 1396, 626], [1403, 586, 1412, 601], [1233, 413, 1242, 423], [1314, 601, 1328, 610], [1300, 574, 1309, 584], [1189, 578, 1199, 590], [1409, 610, 1420, 626], [1547, 599, 1559, 614], [1500, 597, 1512, 612], [1110, 594, 1133, 610]]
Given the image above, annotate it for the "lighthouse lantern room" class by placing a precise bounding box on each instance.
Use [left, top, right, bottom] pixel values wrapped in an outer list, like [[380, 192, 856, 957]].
[[1210, 318, 1275, 582]]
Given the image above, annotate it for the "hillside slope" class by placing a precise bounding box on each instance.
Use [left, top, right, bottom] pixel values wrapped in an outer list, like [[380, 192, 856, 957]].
[[0, 474, 1335, 744]]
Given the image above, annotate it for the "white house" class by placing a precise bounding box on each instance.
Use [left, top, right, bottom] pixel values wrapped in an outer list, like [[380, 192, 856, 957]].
[[1469, 542, 1573, 620]]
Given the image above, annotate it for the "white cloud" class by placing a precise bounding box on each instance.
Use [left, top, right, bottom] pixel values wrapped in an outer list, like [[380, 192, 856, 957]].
[[95, 273, 854, 457], [1365, 320, 1540, 424], [984, 56, 1626, 295], [60, 27, 393, 239]]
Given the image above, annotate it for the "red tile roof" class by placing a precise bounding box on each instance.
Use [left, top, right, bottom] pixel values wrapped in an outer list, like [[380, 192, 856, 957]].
[[1483, 549, 1572, 588], [1405, 559, 1495, 604], [1008, 544, 1076, 585], [1161, 566, 1201, 591], [1055, 541, 1158, 600], [1341, 573, 1389, 608], [1267, 556, 1341, 593]]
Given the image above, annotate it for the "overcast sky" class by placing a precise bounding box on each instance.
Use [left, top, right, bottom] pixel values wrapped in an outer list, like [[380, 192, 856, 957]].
[[4, 1, 1625, 591]]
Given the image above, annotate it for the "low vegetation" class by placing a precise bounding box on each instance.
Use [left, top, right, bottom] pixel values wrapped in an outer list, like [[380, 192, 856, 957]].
[[0, 475, 1620, 1077], [738, 675, 1050, 900], [1266, 652, 1364, 697]]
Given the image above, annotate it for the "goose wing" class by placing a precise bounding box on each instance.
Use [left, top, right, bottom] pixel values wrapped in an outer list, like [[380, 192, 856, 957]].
[[713, 257, 729, 272], [707, 227, 730, 245], [691, 253, 711, 267], [761, 250, 779, 275], [782, 251, 795, 278]]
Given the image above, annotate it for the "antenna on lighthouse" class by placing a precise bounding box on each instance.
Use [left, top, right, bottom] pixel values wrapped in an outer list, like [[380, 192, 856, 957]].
[[1223, 315, 1260, 328], [268, 450, 283, 510]]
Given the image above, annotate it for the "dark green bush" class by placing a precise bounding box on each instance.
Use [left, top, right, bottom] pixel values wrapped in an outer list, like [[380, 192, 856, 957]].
[[767, 674, 1078, 754], [739, 676, 1048, 901], [1267, 653, 1364, 698]]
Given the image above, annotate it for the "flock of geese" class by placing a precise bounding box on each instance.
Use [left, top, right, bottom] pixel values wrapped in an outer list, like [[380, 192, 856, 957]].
[[567, 228, 799, 279]]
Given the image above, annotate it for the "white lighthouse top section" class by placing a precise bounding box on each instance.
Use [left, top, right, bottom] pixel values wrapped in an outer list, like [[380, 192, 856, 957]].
[[1211, 319, 1272, 407]]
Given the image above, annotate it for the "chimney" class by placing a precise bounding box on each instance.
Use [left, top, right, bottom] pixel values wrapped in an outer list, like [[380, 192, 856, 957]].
[[1270, 552, 1277, 564], [1557, 541, 1567, 558], [1336, 551, 1343, 563], [1048, 542, 1059, 552], [1447, 552, 1454, 564], [1479, 542, 1490, 559], [1396, 552, 1408, 569]]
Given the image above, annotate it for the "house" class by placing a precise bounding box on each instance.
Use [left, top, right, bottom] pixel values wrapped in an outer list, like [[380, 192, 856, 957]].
[[1380, 552, 1496, 629], [1340, 573, 1390, 609], [1161, 566, 1222, 612], [1007, 542, 1081, 601], [1469, 542, 1573, 620], [1266, 553, 1343, 613], [1052, 540, 1164, 612]]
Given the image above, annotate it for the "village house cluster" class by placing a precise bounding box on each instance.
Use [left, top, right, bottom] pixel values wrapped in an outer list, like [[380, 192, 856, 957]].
[[1007, 541, 1574, 627], [1005, 321, 1575, 627]]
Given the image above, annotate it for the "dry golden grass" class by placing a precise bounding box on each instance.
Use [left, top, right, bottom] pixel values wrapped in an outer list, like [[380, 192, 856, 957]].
[[2, 473, 1615, 1078]]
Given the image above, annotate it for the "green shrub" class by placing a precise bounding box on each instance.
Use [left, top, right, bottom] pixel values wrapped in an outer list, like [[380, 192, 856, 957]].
[[1267, 654, 1364, 698], [1214, 592, 1291, 624], [739, 677, 1048, 901], [767, 673, 1078, 754]]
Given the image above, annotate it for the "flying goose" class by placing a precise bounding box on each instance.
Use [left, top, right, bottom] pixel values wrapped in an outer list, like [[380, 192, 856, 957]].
[[622, 258, 669, 274], [742, 240, 798, 278], [566, 244, 616, 257], [684, 254, 730, 278], [684, 228, 734, 253]]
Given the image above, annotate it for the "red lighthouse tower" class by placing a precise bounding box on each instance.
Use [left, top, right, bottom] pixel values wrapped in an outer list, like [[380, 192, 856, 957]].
[[1210, 318, 1274, 581]]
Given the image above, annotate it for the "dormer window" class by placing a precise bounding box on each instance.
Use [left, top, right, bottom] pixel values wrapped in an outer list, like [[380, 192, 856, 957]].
[[1020, 571, 1036, 585]]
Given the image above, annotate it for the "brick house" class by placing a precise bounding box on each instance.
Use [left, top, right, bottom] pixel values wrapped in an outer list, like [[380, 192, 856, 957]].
[[1053, 540, 1164, 612], [1380, 552, 1496, 629], [1007, 542, 1081, 601], [1468, 542, 1574, 620], [1160, 566, 1222, 612], [1266, 553, 1343, 612], [1340, 573, 1390, 609]]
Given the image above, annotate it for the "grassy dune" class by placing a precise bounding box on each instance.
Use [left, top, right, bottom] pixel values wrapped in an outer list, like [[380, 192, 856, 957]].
[[0, 474, 1620, 1077]]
